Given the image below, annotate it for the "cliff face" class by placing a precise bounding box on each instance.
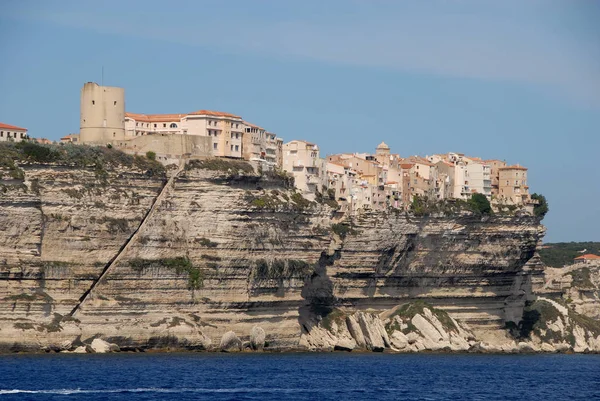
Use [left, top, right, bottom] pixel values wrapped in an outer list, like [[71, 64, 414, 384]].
[[0, 162, 549, 352]]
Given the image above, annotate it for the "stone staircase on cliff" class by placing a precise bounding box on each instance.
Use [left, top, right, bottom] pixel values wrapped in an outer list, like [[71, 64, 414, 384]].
[[68, 161, 186, 317]]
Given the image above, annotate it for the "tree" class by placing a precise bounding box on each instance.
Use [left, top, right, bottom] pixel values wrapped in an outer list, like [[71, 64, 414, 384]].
[[531, 193, 549, 218], [468, 193, 492, 215], [145, 151, 156, 161]]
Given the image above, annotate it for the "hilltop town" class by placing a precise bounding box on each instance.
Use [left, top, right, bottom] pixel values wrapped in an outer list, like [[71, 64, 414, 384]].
[[1, 82, 538, 214]]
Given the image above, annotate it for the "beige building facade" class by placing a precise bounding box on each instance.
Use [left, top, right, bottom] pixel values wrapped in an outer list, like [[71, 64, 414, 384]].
[[498, 165, 530, 204], [282, 140, 323, 199]]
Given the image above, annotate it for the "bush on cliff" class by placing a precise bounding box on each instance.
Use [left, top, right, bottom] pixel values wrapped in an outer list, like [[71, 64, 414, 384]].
[[186, 158, 254, 174], [128, 257, 204, 290], [0, 141, 165, 177], [468, 193, 492, 215], [531, 193, 549, 218]]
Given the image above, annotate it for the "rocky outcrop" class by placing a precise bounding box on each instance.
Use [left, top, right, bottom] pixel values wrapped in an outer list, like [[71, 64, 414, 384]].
[[3, 158, 581, 354], [250, 326, 266, 351], [535, 261, 600, 320], [301, 302, 477, 352], [220, 331, 242, 352]]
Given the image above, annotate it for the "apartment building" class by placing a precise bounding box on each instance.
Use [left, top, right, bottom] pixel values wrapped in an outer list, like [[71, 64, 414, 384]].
[[282, 140, 323, 199], [465, 160, 492, 199], [498, 165, 530, 204], [124, 110, 244, 158], [0, 122, 28, 142], [485, 159, 507, 196]]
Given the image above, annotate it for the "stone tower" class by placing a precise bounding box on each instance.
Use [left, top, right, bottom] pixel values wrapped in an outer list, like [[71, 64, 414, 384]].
[[80, 82, 125, 144], [376, 141, 390, 156]]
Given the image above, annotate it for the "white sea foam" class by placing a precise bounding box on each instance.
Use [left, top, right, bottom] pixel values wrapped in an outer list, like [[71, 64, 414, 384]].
[[0, 387, 311, 395]]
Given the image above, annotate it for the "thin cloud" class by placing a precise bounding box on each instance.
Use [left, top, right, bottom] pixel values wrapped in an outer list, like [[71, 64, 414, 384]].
[[7, 1, 600, 108]]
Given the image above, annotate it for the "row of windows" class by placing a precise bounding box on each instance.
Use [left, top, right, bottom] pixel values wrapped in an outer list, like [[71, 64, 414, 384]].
[[0, 131, 26, 138], [135, 122, 178, 128], [91, 100, 118, 106], [230, 145, 240, 152], [230, 132, 240, 139], [208, 121, 241, 129]]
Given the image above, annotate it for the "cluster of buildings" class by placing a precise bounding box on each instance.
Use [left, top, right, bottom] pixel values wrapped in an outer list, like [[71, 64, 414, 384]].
[[2, 81, 535, 213], [283, 140, 534, 212], [58, 82, 285, 167]]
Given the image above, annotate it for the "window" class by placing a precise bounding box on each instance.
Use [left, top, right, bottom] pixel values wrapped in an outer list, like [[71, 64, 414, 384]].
[[114, 101, 117, 106], [213, 143, 218, 150], [154, 124, 157, 128], [170, 123, 178, 128], [136, 122, 138, 127], [230, 145, 234, 151], [163, 124, 167, 128], [235, 145, 239, 151], [92, 100, 95, 105], [231, 132, 234, 138]]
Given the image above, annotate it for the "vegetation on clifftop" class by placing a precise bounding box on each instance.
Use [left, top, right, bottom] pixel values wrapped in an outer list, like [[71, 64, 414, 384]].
[[0, 141, 165, 178], [538, 242, 600, 267], [185, 158, 254, 174], [531, 193, 549, 218], [409, 194, 493, 217]]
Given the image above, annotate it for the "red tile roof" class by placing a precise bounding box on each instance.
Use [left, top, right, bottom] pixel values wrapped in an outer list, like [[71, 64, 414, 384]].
[[499, 165, 527, 171], [188, 110, 242, 119], [244, 121, 265, 130], [125, 112, 186, 123], [574, 254, 600, 260], [125, 110, 242, 123], [0, 122, 27, 131]]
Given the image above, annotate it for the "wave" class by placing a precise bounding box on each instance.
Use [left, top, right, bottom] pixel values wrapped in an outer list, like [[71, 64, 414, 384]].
[[0, 387, 315, 396]]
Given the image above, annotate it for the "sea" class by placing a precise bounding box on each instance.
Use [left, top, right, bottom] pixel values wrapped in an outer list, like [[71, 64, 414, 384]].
[[0, 353, 598, 400]]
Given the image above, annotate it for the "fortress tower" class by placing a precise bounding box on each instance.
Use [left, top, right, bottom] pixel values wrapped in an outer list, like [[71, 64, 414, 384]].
[[80, 82, 125, 144]]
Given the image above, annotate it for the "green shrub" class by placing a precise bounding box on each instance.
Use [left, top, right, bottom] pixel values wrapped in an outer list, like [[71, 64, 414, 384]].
[[468, 193, 492, 215], [0, 142, 166, 177], [531, 193, 549, 218], [197, 237, 218, 248], [146, 151, 156, 161], [253, 258, 314, 280], [568, 267, 594, 288], [127, 257, 204, 290], [186, 158, 254, 174], [331, 223, 357, 239]]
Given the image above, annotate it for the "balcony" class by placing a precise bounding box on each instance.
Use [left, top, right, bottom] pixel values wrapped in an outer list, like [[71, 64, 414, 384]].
[[307, 175, 320, 185]]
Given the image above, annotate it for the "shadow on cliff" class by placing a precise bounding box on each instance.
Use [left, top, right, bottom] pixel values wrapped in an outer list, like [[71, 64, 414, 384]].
[[298, 250, 340, 334]]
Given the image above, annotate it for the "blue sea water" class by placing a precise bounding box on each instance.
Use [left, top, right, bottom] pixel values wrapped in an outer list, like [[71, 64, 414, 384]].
[[0, 353, 599, 400]]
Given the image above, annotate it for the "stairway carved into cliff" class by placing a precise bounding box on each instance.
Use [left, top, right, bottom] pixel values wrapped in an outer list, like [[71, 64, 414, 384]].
[[68, 161, 186, 317]]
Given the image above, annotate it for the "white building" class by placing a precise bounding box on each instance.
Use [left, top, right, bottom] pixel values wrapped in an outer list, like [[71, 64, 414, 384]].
[[0, 123, 28, 142]]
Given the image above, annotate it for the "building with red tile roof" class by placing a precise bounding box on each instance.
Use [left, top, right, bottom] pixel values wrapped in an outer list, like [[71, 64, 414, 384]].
[[0, 122, 28, 142]]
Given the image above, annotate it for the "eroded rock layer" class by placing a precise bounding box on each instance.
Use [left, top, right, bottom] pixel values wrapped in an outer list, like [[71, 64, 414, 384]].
[[0, 163, 550, 352]]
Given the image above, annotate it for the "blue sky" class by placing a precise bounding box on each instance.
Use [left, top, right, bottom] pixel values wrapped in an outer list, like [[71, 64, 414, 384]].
[[1, 0, 599, 243]]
